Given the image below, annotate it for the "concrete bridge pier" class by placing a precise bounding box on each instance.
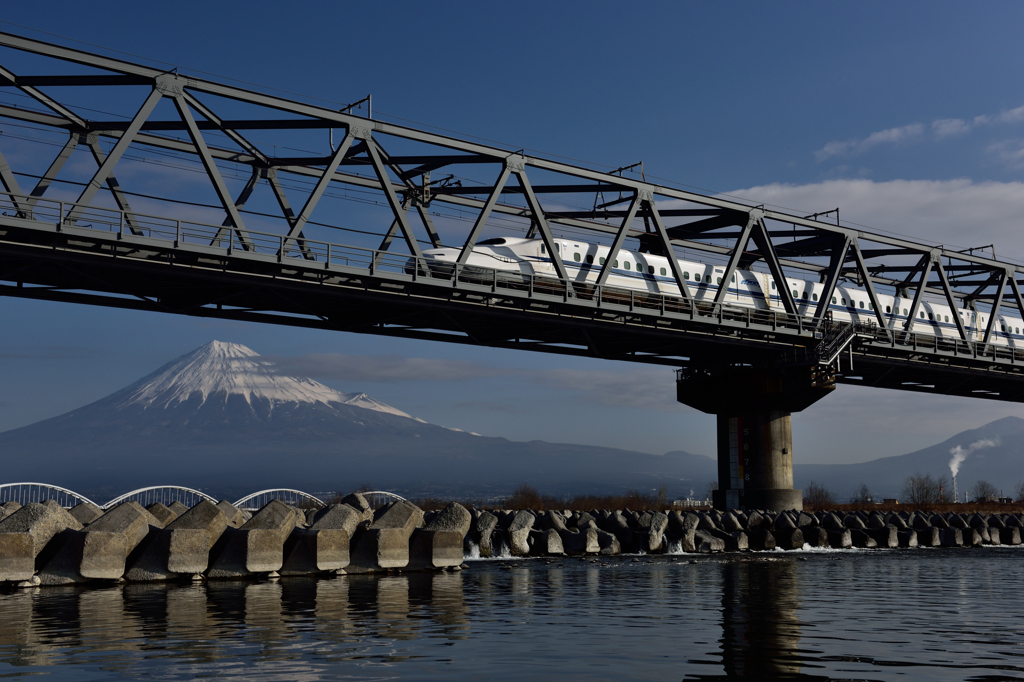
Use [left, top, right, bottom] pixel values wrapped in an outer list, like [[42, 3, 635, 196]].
[[676, 363, 835, 512]]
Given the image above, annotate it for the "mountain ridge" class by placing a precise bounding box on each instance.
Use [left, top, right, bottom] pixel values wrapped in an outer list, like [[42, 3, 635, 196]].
[[2, 340, 1022, 503], [0, 341, 713, 500]]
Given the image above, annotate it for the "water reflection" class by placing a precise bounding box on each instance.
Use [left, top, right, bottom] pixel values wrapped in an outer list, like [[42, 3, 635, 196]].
[[718, 560, 804, 678], [5, 553, 1024, 680], [0, 571, 469, 671]]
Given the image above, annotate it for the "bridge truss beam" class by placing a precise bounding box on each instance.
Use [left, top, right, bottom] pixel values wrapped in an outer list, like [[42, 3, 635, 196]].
[[0, 32, 1023, 402]]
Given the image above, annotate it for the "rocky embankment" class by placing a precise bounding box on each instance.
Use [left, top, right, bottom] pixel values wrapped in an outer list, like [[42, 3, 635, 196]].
[[467, 506, 1024, 556], [2, 499, 1021, 588]]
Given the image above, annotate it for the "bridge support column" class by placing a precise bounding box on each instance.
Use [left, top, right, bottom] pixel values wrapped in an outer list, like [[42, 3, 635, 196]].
[[677, 363, 835, 512]]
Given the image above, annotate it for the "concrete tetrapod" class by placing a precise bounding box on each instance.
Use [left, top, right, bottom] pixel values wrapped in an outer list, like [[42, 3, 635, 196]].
[[207, 500, 300, 578], [470, 511, 499, 557], [349, 500, 425, 572], [0, 502, 20, 523], [216, 500, 247, 529], [558, 527, 600, 555], [281, 503, 363, 576], [38, 501, 162, 585], [167, 501, 189, 517], [506, 510, 535, 556], [125, 500, 229, 581], [145, 503, 178, 527], [529, 529, 565, 556], [408, 503, 472, 570], [69, 502, 103, 526], [0, 501, 85, 583]]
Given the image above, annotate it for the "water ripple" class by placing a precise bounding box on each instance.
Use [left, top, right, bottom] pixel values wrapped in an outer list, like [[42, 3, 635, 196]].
[[1, 550, 1023, 680]]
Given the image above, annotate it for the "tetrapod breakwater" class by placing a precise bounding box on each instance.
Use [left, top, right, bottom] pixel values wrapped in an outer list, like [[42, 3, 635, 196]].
[[1, 497, 1020, 589]]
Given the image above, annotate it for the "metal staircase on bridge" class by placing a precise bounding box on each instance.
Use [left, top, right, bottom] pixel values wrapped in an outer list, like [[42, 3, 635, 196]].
[[813, 317, 878, 368]]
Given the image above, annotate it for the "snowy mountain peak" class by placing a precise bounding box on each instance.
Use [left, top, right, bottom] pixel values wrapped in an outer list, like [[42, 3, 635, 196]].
[[111, 341, 412, 418]]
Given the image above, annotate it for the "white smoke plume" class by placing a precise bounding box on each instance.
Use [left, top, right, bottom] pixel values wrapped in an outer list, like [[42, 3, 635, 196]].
[[948, 437, 1000, 477]]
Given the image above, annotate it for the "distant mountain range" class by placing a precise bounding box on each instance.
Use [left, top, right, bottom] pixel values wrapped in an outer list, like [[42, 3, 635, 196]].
[[0, 340, 1021, 503], [795, 415, 1024, 502], [0, 341, 715, 501]]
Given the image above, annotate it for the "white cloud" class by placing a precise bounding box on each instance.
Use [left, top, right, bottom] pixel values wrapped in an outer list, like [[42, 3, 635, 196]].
[[862, 123, 924, 147], [727, 178, 1024, 259], [998, 105, 1024, 124], [986, 139, 1024, 168], [268, 353, 510, 382], [932, 118, 970, 137], [817, 103, 1024, 160], [270, 353, 684, 412], [816, 123, 924, 160], [815, 140, 855, 161]]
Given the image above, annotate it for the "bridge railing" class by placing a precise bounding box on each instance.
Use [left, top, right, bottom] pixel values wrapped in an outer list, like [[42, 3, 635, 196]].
[[6, 189, 1022, 365], [233, 489, 326, 512], [0, 482, 99, 508], [101, 486, 219, 510]]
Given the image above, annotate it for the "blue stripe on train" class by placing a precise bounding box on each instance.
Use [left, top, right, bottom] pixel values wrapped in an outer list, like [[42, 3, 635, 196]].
[[528, 257, 1017, 340]]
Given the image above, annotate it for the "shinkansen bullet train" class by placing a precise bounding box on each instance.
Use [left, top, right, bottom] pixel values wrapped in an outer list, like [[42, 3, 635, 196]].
[[416, 236, 1023, 345]]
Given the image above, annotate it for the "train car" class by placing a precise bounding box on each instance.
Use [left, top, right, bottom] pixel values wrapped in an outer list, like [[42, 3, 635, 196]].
[[415, 237, 1021, 347]]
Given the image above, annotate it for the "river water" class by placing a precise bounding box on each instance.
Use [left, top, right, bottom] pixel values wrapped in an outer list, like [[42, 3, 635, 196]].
[[1, 547, 1023, 681]]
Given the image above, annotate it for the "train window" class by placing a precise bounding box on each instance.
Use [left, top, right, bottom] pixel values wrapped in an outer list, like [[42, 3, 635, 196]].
[[886, 305, 891, 313], [812, 293, 818, 301], [599, 257, 605, 265], [683, 271, 689, 279], [574, 253, 581, 262], [706, 275, 711, 283], [771, 282, 776, 290], [540, 245, 546, 254], [732, 274, 736, 282], [718, 277, 723, 284], [919, 311, 924, 318], [624, 262, 630, 270], [649, 266, 655, 274], [842, 297, 847, 305], [586, 254, 594, 264], [660, 267, 666, 276], [945, 315, 949, 323], [859, 301, 865, 309], [869, 302, 873, 311], [832, 296, 837, 304], [639, 263, 645, 272], [928, 313, 934, 321], [792, 289, 798, 298], [614, 260, 619, 267], [1017, 327, 1020, 334], [904, 308, 908, 315]]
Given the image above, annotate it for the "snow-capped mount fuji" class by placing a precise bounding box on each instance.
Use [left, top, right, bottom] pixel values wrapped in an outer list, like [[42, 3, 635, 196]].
[[0, 340, 716, 501], [109, 340, 414, 419]]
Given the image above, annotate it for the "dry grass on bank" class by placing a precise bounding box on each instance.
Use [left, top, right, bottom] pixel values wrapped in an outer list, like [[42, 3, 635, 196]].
[[411, 485, 674, 512], [807, 501, 1024, 515]]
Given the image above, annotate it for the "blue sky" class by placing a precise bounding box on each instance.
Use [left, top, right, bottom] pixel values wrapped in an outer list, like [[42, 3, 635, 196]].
[[3, 2, 1024, 464]]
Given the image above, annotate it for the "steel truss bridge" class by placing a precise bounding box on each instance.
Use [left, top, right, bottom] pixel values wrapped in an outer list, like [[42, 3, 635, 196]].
[[1, 32, 1024, 402]]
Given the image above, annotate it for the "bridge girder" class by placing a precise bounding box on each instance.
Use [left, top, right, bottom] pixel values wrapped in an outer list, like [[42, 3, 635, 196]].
[[0, 32, 1023, 401]]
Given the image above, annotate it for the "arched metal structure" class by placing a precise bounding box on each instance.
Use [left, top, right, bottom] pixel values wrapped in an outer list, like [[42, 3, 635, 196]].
[[0, 484, 406, 513], [233, 489, 326, 512], [0, 482, 98, 509], [360, 490, 408, 509], [101, 485, 218, 510]]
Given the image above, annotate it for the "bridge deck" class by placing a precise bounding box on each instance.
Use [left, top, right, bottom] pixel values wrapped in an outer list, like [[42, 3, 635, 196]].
[[2, 195, 1022, 402]]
